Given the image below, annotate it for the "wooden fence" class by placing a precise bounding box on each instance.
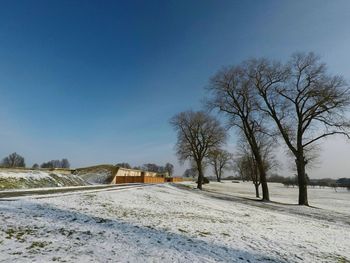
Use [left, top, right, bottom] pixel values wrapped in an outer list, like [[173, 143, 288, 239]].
[[165, 177, 183, 183], [114, 176, 165, 184]]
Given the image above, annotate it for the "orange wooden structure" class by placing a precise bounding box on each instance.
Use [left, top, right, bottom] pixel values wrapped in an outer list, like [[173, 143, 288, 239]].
[[114, 174, 165, 184], [165, 177, 183, 183]]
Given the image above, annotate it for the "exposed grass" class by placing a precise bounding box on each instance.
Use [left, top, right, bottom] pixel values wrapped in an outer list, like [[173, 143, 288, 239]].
[[0, 177, 21, 189], [178, 228, 188, 233], [0, 172, 86, 190], [27, 241, 51, 250], [5, 227, 36, 242], [197, 231, 211, 237]]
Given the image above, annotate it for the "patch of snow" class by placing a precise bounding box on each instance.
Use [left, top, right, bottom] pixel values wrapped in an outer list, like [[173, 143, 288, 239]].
[[0, 171, 51, 179]]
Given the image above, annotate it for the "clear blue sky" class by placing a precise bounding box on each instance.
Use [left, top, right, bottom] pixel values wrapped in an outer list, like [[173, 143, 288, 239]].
[[1, 0, 350, 177]]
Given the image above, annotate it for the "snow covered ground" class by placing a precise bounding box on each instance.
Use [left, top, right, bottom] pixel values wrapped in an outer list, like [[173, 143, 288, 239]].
[[184, 181, 350, 216], [0, 184, 349, 262]]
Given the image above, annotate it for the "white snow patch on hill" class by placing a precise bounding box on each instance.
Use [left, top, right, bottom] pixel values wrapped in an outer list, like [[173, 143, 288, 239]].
[[0, 171, 51, 179]]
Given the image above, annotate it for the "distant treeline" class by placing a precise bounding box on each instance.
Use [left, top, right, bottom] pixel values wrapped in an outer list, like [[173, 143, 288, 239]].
[[37, 159, 70, 169], [0, 152, 70, 169], [223, 174, 350, 189], [116, 162, 174, 176]]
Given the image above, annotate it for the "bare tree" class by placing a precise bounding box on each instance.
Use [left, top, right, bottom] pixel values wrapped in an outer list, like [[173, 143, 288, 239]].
[[61, 158, 70, 168], [116, 163, 132, 169], [207, 66, 272, 201], [165, 163, 174, 177], [142, 163, 165, 173], [208, 149, 232, 182], [233, 156, 248, 181], [235, 153, 260, 197], [2, 152, 26, 168], [51, 160, 61, 168], [170, 111, 227, 189], [249, 52, 350, 205], [183, 167, 197, 178], [235, 136, 276, 198]]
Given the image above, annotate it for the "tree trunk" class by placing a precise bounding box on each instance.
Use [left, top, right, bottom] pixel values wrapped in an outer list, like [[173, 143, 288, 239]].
[[197, 162, 203, 190], [260, 175, 269, 201], [254, 183, 260, 198], [245, 127, 270, 201], [295, 156, 309, 206], [215, 166, 221, 182], [256, 162, 269, 201]]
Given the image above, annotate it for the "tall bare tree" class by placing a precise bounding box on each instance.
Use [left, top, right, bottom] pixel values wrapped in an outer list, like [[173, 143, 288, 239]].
[[207, 66, 272, 201], [249, 52, 350, 205], [208, 149, 232, 182], [170, 111, 227, 189]]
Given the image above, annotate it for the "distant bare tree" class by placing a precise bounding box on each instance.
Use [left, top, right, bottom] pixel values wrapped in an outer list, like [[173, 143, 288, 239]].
[[143, 163, 164, 173], [116, 163, 132, 169], [2, 152, 25, 168], [235, 153, 260, 197], [235, 136, 276, 198], [249, 52, 350, 205], [207, 66, 272, 201], [233, 156, 247, 182], [165, 163, 174, 177], [51, 160, 61, 168], [208, 149, 232, 182], [41, 161, 54, 168], [170, 111, 227, 189], [61, 158, 70, 168], [183, 167, 197, 178]]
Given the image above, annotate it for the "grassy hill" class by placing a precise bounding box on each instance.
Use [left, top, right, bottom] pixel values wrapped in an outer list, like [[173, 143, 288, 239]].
[[0, 169, 87, 190], [0, 165, 126, 190]]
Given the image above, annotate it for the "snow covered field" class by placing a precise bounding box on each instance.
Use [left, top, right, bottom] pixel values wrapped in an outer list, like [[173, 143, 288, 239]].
[[0, 184, 349, 262], [184, 180, 350, 216]]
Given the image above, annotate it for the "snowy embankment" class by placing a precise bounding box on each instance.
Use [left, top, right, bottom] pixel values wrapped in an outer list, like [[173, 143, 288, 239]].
[[0, 184, 349, 262], [0, 170, 86, 190], [73, 165, 116, 184]]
